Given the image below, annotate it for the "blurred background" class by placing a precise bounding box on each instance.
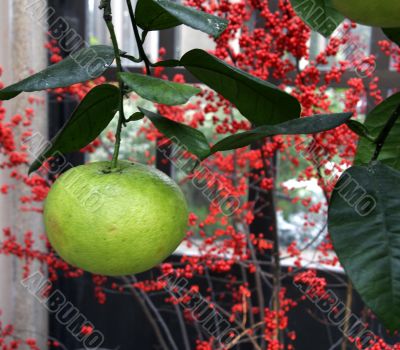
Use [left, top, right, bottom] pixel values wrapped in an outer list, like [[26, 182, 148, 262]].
[[0, 0, 399, 349]]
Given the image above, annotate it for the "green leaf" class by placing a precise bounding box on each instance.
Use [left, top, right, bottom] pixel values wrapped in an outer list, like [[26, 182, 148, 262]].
[[135, 0, 181, 31], [151, 59, 181, 68], [289, 0, 344, 37], [181, 49, 301, 126], [0, 46, 115, 101], [382, 27, 400, 46], [135, 0, 228, 38], [211, 112, 352, 153], [328, 161, 400, 332], [119, 72, 200, 106], [355, 92, 400, 170], [346, 120, 375, 142], [29, 84, 119, 173], [139, 107, 211, 160], [127, 112, 145, 122]]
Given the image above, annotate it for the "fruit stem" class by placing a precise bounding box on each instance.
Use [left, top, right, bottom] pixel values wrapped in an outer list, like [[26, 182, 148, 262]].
[[126, 0, 152, 76], [371, 103, 400, 162], [101, 0, 125, 169]]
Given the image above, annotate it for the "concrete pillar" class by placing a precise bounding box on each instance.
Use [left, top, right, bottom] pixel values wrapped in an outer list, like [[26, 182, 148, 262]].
[[0, 0, 13, 328], [0, 0, 48, 348]]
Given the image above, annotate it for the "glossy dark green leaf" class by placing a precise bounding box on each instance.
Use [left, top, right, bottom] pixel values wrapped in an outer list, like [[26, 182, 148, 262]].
[[382, 27, 400, 46], [211, 113, 352, 154], [119, 72, 200, 106], [135, 0, 181, 31], [346, 120, 375, 142], [328, 161, 400, 332], [29, 84, 119, 173], [181, 49, 301, 126], [135, 0, 228, 38], [355, 92, 400, 170], [290, 0, 344, 37], [0, 46, 115, 101], [127, 112, 145, 122], [152, 59, 181, 68], [139, 107, 211, 160]]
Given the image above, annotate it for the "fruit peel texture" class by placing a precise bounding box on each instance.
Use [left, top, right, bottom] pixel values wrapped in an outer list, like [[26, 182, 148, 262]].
[[44, 161, 188, 276], [332, 0, 400, 28]]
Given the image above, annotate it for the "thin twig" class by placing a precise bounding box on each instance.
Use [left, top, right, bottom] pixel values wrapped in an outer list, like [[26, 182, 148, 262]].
[[174, 303, 191, 350], [371, 103, 400, 162], [341, 281, 353, 350], [205, 268, 221, 344], [126, 0, 152, 75], [128, 276, 179, 350], [120, 277, 169, 350], [226, 321, 265, 349]]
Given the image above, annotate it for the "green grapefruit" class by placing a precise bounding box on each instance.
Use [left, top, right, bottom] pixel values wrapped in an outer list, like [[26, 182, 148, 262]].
[[331, 0, 400, 28], [44, 161, 188, 276]]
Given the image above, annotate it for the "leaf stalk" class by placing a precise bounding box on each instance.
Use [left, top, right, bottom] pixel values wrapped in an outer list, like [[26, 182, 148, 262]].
[[126, 0, 152, 76], [101, 0, 126, 169], [371, 103, 400, 162]]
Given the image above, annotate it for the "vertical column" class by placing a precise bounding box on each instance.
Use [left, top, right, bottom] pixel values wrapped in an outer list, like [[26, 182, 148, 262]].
[[0, 0, 48, 348], [0, 0, 13, 330]]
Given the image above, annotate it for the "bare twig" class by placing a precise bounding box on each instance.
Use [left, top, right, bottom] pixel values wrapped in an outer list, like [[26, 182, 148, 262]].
[[120, 277, 169, 350], [341, 281, 353, 350]]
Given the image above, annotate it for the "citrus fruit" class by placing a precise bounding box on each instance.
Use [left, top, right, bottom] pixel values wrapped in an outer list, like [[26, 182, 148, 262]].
[[44, 161, 188, 276], [331, 0, 400, 28]]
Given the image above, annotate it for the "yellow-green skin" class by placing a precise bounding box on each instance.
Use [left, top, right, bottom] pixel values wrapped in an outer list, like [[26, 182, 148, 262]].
[[44, 161, 188, 276], [331, 0, 400, 28]]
